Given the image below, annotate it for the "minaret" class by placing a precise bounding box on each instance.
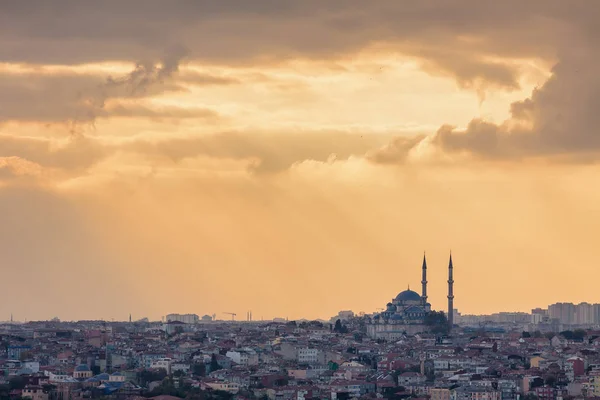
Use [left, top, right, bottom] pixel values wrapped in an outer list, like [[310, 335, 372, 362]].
[[447, 252, 454, 331], [421, 252, 428, 304]]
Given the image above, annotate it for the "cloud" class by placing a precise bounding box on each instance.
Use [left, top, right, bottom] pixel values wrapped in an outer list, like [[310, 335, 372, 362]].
[[0, 68, 184, 125], [0, 129, 394, 182], [106, 103, 221, 121], [0, 157, 43, 181], [0, 47, 240, 125], [125, 130, 392, 174], [426, 49, 600, 160], [1, 1, 593, 90], [366, 135, 427, 164], [0, 134, 107, 172]]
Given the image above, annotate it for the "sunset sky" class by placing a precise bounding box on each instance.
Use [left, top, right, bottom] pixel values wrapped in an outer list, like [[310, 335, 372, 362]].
[[2, 1, 600, 322]]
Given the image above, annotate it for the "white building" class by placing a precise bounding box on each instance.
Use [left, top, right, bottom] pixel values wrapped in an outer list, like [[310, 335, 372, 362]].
[[23, 362, 40, 373], [297, 348, 323, 365], [225, 349, 259, 366], [163, 321, 188, 335], [166, 314, 199, 324], [172, 363, 191, 373], [150, 358, 172, 374]]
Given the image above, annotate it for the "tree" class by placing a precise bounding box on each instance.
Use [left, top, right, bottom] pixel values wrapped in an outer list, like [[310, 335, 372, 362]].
[[8, 376, 27, 390], [192, 363, 206, 377], [573, 329, 587, 341], [210, 354, 222, 372], [210, 390, 235, 400], [545, 376, 557, 387], [139, 368, 168, 387], [560, 330, 574, 340], [333, 319, 348, 334], [522, 331, 531, 338], [310, 320, 323, 328], [174, 369, 186, 378], [334, 319, 343, 333], [274, 378, 288, 387], [530, 377, 544, 389], [42, 384, 56, 393], [0, 384, 10, 400], [424, 311, 449, 335]]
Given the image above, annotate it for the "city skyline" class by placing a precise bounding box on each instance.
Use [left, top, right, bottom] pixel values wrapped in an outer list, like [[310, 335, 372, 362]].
[[3, 2, 600, 321], [8, 298, 600, 325]]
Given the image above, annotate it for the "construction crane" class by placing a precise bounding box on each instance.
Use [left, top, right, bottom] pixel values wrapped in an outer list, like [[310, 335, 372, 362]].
[[223, 312, 237, 321]]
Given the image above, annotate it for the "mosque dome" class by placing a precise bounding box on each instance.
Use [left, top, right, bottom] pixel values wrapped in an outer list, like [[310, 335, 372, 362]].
[[395, 289, 422, 302], [75, 364, 90, 372]]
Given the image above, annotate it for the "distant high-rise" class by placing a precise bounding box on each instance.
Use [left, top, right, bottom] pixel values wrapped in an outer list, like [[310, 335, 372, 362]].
[[447, 253, 454, 331], [166, 313, 199, 324]]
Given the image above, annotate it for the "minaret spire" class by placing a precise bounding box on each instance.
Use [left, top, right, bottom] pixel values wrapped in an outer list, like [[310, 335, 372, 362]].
[[421, 252, 428, 303], [447, 252, 454, 332]]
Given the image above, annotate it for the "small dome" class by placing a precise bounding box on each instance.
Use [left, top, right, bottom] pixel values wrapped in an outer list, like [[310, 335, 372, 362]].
[[75, 364, 90, 372], [395, 289, 422, 302]]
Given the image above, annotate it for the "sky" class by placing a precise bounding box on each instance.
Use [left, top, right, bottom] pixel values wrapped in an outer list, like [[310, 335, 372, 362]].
[[2, 1, 600, 322]]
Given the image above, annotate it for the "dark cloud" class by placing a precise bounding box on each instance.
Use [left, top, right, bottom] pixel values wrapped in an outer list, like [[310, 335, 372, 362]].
[[427, 50, 600, 159], [1, 1, 595, 90], [3, 1, 600, 161], [0, 53, 230, 124]]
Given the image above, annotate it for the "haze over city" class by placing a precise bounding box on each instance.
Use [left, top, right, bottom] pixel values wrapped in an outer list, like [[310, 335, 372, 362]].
[[3, 1, 600, 322]]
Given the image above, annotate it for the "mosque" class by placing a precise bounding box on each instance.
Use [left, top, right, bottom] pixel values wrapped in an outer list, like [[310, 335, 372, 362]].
[[366, 253, 454, 339]]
